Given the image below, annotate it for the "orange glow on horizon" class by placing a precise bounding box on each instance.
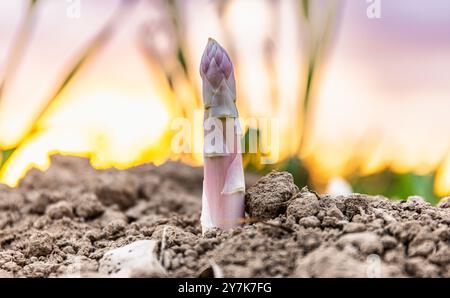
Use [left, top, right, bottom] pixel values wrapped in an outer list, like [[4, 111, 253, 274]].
[[0, 90, 171, 186], [0, 0, 449, 198]]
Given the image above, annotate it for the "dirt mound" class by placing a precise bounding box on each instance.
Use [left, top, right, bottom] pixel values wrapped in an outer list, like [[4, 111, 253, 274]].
[[0, 155, 449, 277]]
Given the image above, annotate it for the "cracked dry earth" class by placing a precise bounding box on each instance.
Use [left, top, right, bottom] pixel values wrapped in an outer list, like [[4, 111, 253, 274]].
[[0, 155, 450, 278]]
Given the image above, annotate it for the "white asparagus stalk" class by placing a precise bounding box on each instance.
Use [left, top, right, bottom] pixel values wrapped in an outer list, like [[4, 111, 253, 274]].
[[200, 38, 245, 231]]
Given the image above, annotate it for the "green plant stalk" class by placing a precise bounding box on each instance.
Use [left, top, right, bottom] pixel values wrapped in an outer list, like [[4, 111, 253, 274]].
[[165, 0, 201, 107], [0, 0, 39, 101], [298, 0, 340, 156], [0, 0, 137, 169]]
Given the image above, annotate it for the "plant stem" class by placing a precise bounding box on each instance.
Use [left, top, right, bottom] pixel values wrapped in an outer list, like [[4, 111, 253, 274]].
[[0, 0, 39, 103], [0, 0, 137, 169]]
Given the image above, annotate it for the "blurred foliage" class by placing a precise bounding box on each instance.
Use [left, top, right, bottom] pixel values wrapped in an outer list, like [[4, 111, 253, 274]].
[[0, 0, 38, 99], [242, 128, 309, 187], [301, 0, 309, 19], [351, 171, 439, 205], [0, 0, 39, 172], [1, 149, 15, 168], [0, 0, 135, 173], [245, 148, 439, 205], [242, 127, 264, 171], [245, 158, 309, 191], [280, 156, 309, 187], [177, 48, 188, 75]]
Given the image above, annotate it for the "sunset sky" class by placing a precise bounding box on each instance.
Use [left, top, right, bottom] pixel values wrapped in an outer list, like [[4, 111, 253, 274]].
[[0, 0, 449, 195]]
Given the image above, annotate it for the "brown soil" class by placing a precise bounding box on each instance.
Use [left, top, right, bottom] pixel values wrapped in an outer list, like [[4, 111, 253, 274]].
[[0, 155, 449, 277]]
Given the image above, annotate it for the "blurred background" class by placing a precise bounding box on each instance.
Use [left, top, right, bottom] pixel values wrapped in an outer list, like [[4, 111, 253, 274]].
[[0, 0, 449, 204]]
